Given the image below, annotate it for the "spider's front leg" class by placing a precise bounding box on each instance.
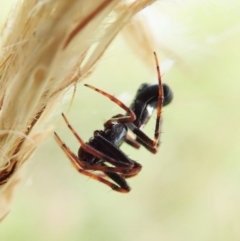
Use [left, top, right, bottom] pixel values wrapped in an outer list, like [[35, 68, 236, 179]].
[[84, 84, 136, 125]]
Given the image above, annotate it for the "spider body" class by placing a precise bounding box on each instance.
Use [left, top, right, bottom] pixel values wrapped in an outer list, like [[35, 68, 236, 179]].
[[81, 126, 132, 191], [130, 83, 173, 129], [54, 52, 173, 193], [78, 124, 128, 165], [129, 83, 173, 152]]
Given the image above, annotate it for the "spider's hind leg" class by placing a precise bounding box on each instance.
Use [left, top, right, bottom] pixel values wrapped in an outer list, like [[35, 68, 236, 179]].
[[125, 52, 164, 153], [151, 52, 164, 147], [54, 132, 130, 193]]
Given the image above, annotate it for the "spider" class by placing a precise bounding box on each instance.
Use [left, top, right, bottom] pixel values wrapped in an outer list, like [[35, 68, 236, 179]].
[[54, 52, 173, 193]]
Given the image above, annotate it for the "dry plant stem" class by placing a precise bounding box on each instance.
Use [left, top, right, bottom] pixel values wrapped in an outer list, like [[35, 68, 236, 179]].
[[0, 0, 157, 220]]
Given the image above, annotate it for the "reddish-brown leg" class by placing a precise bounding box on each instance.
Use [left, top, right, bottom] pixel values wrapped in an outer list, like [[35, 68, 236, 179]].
[[54, 132, 130, 193], [122, 161, 142, 179], [55, 132, 130, 173], [152, 52, 164, 147], [125, 134, 141, 149], [84, 84, 136, 125]]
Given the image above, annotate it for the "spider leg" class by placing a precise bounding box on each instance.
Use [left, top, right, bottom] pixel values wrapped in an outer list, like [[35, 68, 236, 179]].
[[54, 132, 130, 193], [152, 52, 164, 147], [94, 134, 135, 166], [55, 132, 132, 173], [84, 84, 136, 125], [125, 134, 141, 149], [135, 136, 158, 154], [121, 160, 142, 178], [126, 122, 158, 154], [93, 135, 142, 177], [93, 133, 142, 176], [61, 113, 130, 168], [94, 160, 142, 180]]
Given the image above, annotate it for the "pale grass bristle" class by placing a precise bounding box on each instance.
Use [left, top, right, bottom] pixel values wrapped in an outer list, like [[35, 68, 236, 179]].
[[0, 0, 157, 220]]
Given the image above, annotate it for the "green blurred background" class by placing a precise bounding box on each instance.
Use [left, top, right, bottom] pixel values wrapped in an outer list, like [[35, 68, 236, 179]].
[[1, 1, 240, 241]]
